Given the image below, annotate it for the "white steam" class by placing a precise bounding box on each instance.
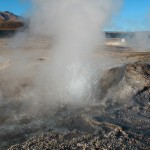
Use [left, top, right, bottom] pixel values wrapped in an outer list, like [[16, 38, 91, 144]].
[[1, 0, 123, 111], [127, 32, 150, 51], [31, 0, 122, 54], [29, 0, 122, 103]]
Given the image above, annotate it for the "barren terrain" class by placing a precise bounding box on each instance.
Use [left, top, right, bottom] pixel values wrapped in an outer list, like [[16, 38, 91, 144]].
[[0, 36, 149, 149]]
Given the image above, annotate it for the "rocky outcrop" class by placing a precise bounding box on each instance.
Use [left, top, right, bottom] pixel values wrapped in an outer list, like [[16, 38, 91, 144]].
[[99, 62, 150, 104]]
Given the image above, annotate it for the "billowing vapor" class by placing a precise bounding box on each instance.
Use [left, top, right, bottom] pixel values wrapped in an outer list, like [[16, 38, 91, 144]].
[[0, 0, 123, 113], [128, 32, 150, 51]]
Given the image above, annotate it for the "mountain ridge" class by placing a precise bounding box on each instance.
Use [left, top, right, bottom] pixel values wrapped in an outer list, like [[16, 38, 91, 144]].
[[0, 11, 24, 30], [0, 11, 20, 22]]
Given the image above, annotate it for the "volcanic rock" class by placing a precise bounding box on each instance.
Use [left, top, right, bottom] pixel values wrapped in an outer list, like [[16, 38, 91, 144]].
[[5, 62, 150, 149], [8, 125, 150, 150], [99, 62, 150, 104]]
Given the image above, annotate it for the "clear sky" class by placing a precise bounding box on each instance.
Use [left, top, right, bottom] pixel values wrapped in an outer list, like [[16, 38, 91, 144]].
[[0, 0, 32, 16], [107, 0, 150, 31], [0, 0, 150, 31]]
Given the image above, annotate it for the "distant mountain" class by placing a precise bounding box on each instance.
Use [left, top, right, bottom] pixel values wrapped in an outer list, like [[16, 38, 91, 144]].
[[0, 11, 24, 30], [105, 31, 150, 39], [0, 11, 20, 22]]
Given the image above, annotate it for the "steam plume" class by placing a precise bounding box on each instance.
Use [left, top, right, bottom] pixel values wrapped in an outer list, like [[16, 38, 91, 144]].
[[28, 0, 122, 103], [1, 0, 123, 112]]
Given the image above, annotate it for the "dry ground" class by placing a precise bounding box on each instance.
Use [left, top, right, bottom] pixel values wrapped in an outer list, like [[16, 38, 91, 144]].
[[0, 37, 150, 149], [0, 37, 150, 63]]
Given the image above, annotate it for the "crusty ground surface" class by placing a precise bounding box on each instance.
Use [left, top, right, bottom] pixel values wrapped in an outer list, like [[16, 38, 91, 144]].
[[0, 37, 149, 149]]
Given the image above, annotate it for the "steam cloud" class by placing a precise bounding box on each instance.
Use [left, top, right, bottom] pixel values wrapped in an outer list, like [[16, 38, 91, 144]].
[[0, 0, 123, 113], [128, 32, 150, 51]]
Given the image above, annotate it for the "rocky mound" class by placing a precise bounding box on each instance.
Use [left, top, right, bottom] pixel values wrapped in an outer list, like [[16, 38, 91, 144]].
[[99, 62, 150, 103]]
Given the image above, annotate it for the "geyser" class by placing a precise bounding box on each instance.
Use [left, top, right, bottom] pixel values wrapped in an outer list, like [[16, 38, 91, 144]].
[[0, 0, 123, 112], [27, 0, 122, 104]]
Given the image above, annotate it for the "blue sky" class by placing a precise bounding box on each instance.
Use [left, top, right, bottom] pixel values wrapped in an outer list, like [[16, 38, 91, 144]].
[[0, 0, 150, 31], [107, 0, 150, 31], [0, 0, 32, 15]]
